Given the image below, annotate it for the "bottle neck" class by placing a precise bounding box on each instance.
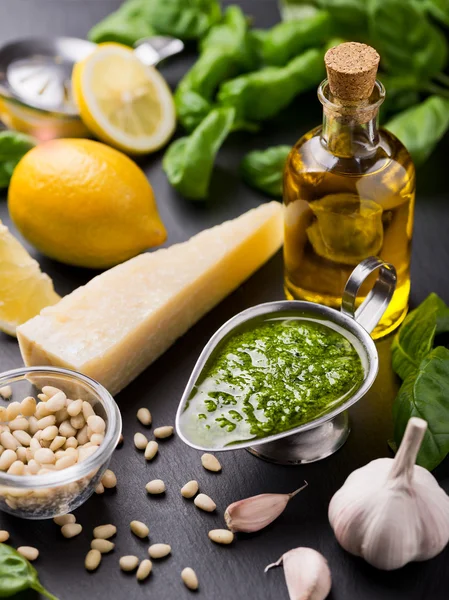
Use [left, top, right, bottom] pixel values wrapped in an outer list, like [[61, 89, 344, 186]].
[[321, 108, 380, 158]]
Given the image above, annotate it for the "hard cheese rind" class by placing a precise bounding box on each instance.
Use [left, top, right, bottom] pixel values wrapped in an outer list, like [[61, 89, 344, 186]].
[[17, 202, 283, 395]]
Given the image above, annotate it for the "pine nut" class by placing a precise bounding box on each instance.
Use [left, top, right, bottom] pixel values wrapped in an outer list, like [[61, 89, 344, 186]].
[[61, 523, 82, 538], [28, 416, 39, 435], [0, 431, 19, 451], [34, 448, 55, 465], [78, 445, 99, 462], [95, 483, 104, 494], [12, 430, 31, 447], [45, 391, 66, 412], [76, 425, 89, 445], [181, 480, 199, 499], [0, 386, 12, 399], [17, 546, 39, 561], [41, 425, 59, 441], [194, 493, 216, 512], [9, 417, 29, 432], [208, 529, 234, 544], [119, 556, 139, 572], [42, 386, 62, 398], [67, 399, 83, 417], [85, 549, 101, 571], [101, 469, 117, 489], [70, 414, 85, 430], [30, 437, 41, 451], [36, 415, 56, 430], [55, 455, 77, 470], [87, 415, 105, 434], [53, 514, 76, 526], [145, 479, 166, 495], [50, 436, 66, 452], [17, 447, 28, 463], [137, 408, 152, 426], [130, 520, 149, 538], [65, 436, 78, 449], [82, 401, 95, 420], [59, 420, 77, 438], [6, 403, 21, 422], [28, 459, 40, 474], [181, 567, 199, 590], [144, 441, 158, 460], [154, 426, 174, 439], [0, 407, 6, 422], [201, 453, 222, 472], [134, 432, 148, 450], [35, 403, 51, 419], [55, 407, 69, 422], [93, 524, 116, 539], [7, 460, 24, 475], [136, 559, 152, 581], [91, 539, 114, 553], [148, 544, 171, 559], [91, 433, 104, 445], [0, 530, 9, 542], [37, 394, 49, 404], [20, 397, 36, 417]]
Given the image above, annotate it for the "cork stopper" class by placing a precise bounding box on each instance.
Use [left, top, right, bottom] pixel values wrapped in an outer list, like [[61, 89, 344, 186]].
[[325, 42, 380, 102]]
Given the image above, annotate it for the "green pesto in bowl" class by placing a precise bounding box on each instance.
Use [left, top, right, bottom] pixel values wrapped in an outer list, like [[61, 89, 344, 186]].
[[179, 315, 364, 448]]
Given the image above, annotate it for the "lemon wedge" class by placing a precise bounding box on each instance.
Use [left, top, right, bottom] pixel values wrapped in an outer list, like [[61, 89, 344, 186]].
[[72, 43, 176, 155], [0, 220, 60, 336]]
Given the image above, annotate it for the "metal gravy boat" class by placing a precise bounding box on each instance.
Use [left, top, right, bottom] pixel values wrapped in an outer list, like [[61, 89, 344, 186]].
[[176, 257, 397, 465]]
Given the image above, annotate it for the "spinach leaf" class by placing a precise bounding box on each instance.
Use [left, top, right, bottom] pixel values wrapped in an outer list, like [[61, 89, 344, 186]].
[[147, 0, 221, 41], [385, 96, 449, 165], [393, 347, 449, 471], [163, 107, 235, 200], [0, 131, 35, 189], [88, 0, 155, 46], [0, 544, 58, 599], [241, 146, 291, 197], [425, 0, 449, 26], [391, 293, 449, 381], [217, 47, 325, 125], [262, 11, 332, 66], [368, 0, 447, 78]]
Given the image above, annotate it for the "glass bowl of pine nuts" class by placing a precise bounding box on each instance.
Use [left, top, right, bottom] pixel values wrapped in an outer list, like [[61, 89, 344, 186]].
[[0, 366, 121, 519]]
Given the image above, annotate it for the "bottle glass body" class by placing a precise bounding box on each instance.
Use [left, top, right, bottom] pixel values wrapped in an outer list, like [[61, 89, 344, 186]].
[[283, 81, 415, 338]]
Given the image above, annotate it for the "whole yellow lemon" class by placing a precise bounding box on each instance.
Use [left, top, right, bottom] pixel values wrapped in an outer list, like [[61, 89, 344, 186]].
[[8, 138, 167, 269]]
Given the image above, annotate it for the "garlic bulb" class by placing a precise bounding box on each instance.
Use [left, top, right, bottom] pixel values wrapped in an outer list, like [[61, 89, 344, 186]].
[[329, 417, 449, 570], [265, 547, 331, 600]]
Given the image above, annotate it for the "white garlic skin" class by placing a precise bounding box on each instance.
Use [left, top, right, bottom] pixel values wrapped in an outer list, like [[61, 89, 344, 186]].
[[329, 456, 449, 570]]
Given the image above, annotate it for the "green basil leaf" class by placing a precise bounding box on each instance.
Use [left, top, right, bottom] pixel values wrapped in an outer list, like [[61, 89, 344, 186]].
[[280, 2, 321, 22], [0, 131, 35, 190], [368, 0, 447, 77], [393, 347, 449, 471], [241, 146, 291, 197], [425, 0, 449, 26], [163, 107, 235, 200], [391, 293, 449, 381], [88, 0, 155, 46], [147, 0, 221, 40], [217, 47, 325, 124], [378, 74, 421, 120], [174, 88, 213, 133], [317, 0, 369, 38], [0, 544, 58, 599], [262, 11, 332, 66], [385, 96, 449, 165]]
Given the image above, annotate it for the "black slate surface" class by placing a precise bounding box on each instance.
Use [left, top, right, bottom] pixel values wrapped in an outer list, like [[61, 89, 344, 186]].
[[0, 1, 449, 599]]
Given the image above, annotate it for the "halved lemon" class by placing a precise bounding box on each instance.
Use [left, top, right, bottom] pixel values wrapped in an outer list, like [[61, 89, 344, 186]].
[[72, 43, 176, 155], [0, 220, 60, 336]]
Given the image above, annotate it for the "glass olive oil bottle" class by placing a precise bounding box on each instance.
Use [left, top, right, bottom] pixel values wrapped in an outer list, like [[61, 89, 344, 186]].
[[283, 43, 415, 338]]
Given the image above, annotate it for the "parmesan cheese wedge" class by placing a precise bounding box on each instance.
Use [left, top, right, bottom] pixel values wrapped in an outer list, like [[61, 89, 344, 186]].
[[17, 202, 283, 395]]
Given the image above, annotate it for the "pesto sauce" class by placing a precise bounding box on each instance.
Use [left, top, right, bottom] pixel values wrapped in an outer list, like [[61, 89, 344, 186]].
[[181, 317, 364, 448]]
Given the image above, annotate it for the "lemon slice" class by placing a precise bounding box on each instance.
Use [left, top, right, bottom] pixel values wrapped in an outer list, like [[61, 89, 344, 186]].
[[0, 220, 60, 336], [72, 43, 176, 155]]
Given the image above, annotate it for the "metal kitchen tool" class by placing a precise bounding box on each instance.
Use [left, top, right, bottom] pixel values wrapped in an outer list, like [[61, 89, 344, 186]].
[[0, 35, 184, 140], [176, 257, 397, 465]]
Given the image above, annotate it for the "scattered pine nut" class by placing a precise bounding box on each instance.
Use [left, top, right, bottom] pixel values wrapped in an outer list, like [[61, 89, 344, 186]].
[[61, 523, 82, 538], [137, 408, 152, 426], [91, 539, 115, 553], [119, 555, 139, 572], [136, 559, 152, 581], [101, 469, 117, 489], [181, 481, 199, 499], [194, 493, 216, 512], [201, 453, 222, 472], [144, 440, 158, 461], [17, 546, 39, 561], [153, 426, 174, 439], [0, 530, 9, 542], [134, 432, 148, 450], [208, 529, 234, 545], [130, 520, 149, 538], [85, 549, 102, 571], [145, 479, 166, 495], [0, 386, 12, 399], [148, 543, 171, 559], [53, 514, 76, 526], [95, 483, 105, 495], [182, 567, 199, 591], [93, 524, 116, 539]]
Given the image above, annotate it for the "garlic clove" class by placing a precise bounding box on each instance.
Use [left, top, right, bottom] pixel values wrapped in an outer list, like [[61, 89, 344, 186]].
[[224, 482, 308, 533], [265, 547, 331, 600]]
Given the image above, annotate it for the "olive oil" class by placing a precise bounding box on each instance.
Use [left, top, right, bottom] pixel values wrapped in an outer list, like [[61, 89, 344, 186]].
[[283, 43, 415, 338]]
